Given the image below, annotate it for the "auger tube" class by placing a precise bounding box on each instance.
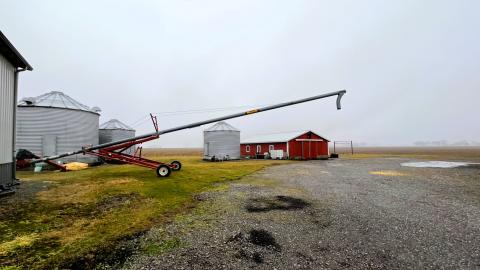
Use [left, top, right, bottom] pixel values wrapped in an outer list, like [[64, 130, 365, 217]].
[[32, 90, 346, 163]]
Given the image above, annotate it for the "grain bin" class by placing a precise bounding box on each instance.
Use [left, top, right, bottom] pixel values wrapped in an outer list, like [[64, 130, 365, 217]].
[[203, 121, 240, 160], [99, 119, 136, 155], [16, 91, 100, 163]]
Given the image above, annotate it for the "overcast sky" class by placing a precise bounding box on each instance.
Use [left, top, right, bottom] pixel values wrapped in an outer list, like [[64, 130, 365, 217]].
[[1, 0, 479, 147]]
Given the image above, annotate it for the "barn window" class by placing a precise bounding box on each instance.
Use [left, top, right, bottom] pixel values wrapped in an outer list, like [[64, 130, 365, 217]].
[[256, 145, 261, 153], [269, 145, 274, 151], [246, 145, 250, 152]]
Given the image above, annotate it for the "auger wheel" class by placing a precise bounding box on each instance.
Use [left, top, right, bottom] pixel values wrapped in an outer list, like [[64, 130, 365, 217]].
[[170, 161, 182, 171], [156, 165, 171, 177]]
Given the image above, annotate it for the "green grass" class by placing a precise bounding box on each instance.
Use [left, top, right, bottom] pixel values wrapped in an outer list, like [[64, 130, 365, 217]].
[[0, 156, 287, 269]]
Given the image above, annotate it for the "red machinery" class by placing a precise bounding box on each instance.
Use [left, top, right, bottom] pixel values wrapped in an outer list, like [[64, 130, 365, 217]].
[[27, 90, 346, 177], [86, 114, 180, 177]]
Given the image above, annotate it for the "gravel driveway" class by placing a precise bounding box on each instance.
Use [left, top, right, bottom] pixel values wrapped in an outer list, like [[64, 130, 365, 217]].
[[124, 158, 480, 269]]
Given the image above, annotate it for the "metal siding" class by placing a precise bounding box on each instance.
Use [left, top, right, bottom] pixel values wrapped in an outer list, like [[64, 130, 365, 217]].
[[0, 162, 14, 188], [99, 129, 135, 155], [16, 107, 99, 163], [0, 54, 15, 164], [203, 130, 240, 159]]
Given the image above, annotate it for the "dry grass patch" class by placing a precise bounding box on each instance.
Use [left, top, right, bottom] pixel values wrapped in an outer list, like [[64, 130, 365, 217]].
[[369, 170, 408, 176]]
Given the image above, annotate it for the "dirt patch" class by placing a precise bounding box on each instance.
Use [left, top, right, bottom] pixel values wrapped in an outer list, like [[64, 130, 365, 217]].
[[97, 193, 142, 213], [245, 195, 310, 212], [61, 231, 145, 270]]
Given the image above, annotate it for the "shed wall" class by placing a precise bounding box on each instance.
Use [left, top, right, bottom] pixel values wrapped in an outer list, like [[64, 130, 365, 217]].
[[288, 132, 329, 159], [241, 142, 287, 158], [0, 54, 15, 164], [16, 107, 99, 163], [0, 54, 15, 188]]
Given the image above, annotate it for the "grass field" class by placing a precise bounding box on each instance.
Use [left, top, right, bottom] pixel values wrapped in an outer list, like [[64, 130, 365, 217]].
[[0, 152, 286, 269]]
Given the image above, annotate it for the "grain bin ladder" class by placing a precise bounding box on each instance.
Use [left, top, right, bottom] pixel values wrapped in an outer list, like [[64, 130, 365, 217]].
[[29, 90, 346, 177]]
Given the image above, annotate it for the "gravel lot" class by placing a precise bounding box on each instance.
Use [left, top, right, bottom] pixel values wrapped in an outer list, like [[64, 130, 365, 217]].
[[124, 158, 480, 269]]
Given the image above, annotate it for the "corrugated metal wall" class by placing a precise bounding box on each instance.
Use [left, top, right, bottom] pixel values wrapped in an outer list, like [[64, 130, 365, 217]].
[[0, 54, 15, 189], [99, 129, 135, 155], [16, 107, 99, 163], [203, 130, 240, 159], [0, 54, 15, 164], [0, 163, 13, 188]]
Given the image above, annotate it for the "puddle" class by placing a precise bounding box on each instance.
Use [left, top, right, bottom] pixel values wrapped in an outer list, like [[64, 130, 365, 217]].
[[249, 229, 281, 251], [245, 196, 310, 212], [401, 161, 479, 168]]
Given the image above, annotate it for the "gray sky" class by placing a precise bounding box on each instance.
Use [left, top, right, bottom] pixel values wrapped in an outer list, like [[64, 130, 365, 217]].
[[2, 0, 479, 147]]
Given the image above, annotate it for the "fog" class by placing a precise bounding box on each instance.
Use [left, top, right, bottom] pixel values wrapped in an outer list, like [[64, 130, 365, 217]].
[[2, 0, 479, 147]]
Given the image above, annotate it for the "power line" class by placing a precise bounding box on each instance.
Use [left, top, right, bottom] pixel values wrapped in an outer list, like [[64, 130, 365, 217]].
[[129, 103, 271, 127]]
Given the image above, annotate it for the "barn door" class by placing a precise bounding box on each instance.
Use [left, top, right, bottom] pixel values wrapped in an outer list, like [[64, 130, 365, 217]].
[[311, 141, 318, 159], [42, 135, 57, 157]]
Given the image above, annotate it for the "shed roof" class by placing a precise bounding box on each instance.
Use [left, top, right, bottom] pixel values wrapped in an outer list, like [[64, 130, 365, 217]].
[[0, 31, 32, 70], [100, 119, 135, 131], [241, 131, 329, 144], [18, 91, 101, 114], [204, 121, 239, 132]]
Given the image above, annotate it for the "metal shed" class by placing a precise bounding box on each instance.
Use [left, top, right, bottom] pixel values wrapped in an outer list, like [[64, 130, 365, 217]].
[[241, 131, 329, 160], [0, 31, 32, 195], [203, 121, 240, 160], [16, 91, 101, 163], [99, 119, 136, 155]]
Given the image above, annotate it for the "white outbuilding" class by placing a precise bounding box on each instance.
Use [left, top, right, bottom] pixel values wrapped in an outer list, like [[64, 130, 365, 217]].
[[203, 121, 240, 160]]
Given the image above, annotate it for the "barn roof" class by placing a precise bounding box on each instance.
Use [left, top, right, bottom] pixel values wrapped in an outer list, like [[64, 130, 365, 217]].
[[100, 119, 135, 131], [18, 91, 101, 114], [241, 131, 329, 144], [0, 31, 33, 70], [204, 121, 239, 132]]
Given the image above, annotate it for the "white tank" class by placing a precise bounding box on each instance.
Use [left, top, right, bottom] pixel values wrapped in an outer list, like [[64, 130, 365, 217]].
[[203, 121, 240, 160], [16, 91, 101, 163]]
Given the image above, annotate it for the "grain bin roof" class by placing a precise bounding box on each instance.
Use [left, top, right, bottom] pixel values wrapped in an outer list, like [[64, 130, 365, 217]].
[[100, 119, 135, 131], [204, 121, 240, 132], [0, 31, 33, 70], [241, 131, 329, 144], [18, 91, 101, 114]]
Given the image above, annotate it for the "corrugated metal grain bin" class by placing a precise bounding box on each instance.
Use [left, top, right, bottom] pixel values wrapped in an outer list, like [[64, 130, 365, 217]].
[[0, 31, 32, 195], [203, 121, 240, 160], [99, 119, 136, 155], [16, 91, 100, 163]]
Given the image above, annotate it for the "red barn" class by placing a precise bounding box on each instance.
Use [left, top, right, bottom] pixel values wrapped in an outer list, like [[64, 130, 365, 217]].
[[241, 131, 329, 160]]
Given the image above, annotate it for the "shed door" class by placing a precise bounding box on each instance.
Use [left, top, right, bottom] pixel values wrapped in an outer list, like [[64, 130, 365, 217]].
[[204, 143, 209, 156], [42, 135, 57, 157]]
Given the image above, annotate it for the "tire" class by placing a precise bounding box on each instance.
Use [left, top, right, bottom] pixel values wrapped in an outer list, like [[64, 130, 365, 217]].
[[156, 165, 171, 177], [171, 161, 182, 171]]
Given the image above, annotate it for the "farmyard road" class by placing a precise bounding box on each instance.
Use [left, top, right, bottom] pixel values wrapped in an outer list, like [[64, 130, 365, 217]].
[[124, 158, 480, 269]]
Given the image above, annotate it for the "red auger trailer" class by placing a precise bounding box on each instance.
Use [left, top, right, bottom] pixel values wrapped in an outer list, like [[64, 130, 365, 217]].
[[25, 90, 346, 177]]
